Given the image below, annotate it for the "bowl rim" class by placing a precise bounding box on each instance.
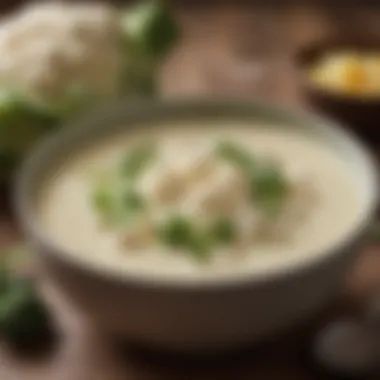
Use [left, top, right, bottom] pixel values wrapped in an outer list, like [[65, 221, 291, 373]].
[[14, 97, 380, 290]]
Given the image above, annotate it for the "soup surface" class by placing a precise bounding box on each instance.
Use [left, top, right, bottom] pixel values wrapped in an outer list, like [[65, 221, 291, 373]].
[[38, 121, 363, 280]]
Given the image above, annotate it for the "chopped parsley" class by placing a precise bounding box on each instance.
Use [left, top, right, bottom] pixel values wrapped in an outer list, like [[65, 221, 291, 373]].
[[216, 140, 289, 218], [216, 140, 255, 172], [250, 161, 289, 217], [210, 218, 236, 244], [120, 140, 156, 180], [92, 181, 146, 226]]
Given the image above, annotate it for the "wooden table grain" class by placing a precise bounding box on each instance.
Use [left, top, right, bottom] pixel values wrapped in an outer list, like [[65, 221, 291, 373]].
[[1, 3, 380, 379]]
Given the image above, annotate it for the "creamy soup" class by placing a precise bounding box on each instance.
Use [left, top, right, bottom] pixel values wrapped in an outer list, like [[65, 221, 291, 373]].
[[38, 121, 363, 280]]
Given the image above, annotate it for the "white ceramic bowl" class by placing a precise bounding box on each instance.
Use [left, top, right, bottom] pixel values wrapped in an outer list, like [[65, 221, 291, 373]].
[[15, 99, 379, 352]]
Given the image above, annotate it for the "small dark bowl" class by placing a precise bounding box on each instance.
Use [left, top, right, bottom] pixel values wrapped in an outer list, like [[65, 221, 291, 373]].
[[295, 37, 380, 147]]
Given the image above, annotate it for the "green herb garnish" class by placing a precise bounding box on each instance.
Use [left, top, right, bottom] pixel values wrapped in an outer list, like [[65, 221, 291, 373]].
[[92, 140, 153, 226], [156, 215, 193, 247], [91, 182, 123, 225], [122, 188, 146, 213], [216, 140, 255, 172], [156, 215, 211, 261], [216, 140, 289, 218], [92, 183, 114, 216], [186, 229, 212, 262], [92, 181, 146, 227], [250, 161, 289, 217], [120, 140, 156, 179], [210, 218, 236, 244]]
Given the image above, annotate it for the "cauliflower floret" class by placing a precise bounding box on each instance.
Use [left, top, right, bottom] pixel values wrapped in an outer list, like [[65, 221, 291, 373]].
[[119, 216, 154, 250], [154, 169, 186, 205], [283, 177, 319, 223], [18, 1, 68, 20], [235, 208, 261, 248], [0, 2, 123, 101], [183, 165, 248, 218], [139, 162, 187, 206], [70, 3, 121, 38], [182, 149, 217, 184]]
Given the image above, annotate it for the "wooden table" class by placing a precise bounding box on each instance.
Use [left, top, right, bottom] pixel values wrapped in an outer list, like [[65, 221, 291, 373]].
[[2, 3, 380, 379]]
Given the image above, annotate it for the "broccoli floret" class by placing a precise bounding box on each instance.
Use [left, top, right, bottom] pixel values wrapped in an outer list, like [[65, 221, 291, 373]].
[[0, 250, 56, 352], [120, 0, 180, 95], [0, 90, 57, 155], [0, 281, 55, 351], [121, 0, 179, 59]]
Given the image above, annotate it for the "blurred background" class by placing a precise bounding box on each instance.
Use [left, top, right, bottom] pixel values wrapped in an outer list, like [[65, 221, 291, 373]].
[[0, 0, 377, 102], [0, 1, 379, 380]]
